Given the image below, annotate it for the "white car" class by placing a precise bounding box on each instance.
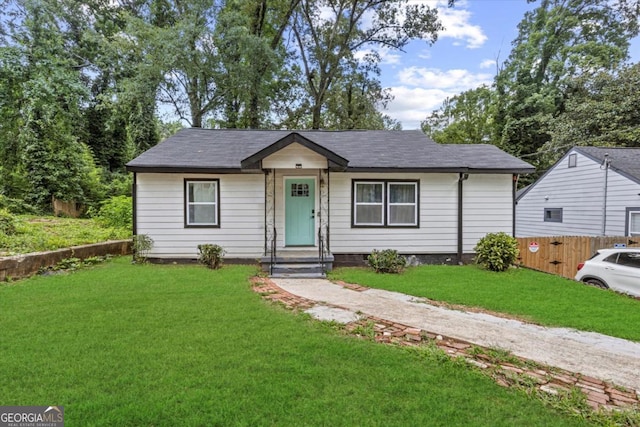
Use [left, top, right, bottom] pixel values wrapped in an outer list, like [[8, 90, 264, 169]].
[[575, 248, 640, 297]]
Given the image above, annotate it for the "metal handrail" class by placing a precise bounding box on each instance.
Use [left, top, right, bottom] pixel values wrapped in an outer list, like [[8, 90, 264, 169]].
[[318, 226, 325, 275], [270, 228, 277, 276]]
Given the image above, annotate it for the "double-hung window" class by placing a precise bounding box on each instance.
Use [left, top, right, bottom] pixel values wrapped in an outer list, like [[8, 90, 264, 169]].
[[185, 179, 219, 227], [353, 180, 418, 227], [628, 209, 640, 236], [354, 182, 384, 226]]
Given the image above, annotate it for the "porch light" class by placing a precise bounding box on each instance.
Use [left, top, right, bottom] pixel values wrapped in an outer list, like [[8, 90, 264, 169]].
[[295, 163, 302, 169]]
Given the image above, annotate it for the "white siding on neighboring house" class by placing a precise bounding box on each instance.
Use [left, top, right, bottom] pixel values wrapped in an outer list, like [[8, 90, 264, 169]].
[[516, 150, 640, 237], [463, 174, 514, 252], [605, 171, 640, 236], [136, 173, 265, 258]]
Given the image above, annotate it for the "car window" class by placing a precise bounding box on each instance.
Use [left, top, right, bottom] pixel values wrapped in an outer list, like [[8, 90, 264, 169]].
[[616, 252, 640, 268], [603, 254, 619, 264]]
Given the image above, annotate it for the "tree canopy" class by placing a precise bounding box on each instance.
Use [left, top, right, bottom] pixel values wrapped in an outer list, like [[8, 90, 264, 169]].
[[422, 0, 640, 178], [0, 0, 446, 211]]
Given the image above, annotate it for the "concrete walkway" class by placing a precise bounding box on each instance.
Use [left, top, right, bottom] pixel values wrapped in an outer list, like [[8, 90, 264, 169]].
[[271, 278, 640, 393]]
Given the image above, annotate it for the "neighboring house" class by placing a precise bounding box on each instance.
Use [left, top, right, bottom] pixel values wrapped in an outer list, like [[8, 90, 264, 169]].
[[126, 129, 533, 272], [516, 147, 640, 237]]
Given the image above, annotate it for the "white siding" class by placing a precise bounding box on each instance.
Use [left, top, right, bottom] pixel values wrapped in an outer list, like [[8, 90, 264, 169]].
[[463, 174, 514, 252], [136, 171, 516, 258], [516, 150, 640, 237], [262, 143, 327, 169], [328, 173, 512, 254], [136, 173, 265, 258]]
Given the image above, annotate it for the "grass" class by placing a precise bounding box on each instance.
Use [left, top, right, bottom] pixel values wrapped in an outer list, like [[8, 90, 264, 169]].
[[329, 264, 640, 342], [0, 215, 130, 256], [0, 258, 585, 426]]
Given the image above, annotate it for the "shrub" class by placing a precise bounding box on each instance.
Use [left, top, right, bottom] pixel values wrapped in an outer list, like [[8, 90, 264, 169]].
[[132, 234, 154, 264], [368, 249, 407, 274], [90, 196, 132, 229], [0, 195, 39, 214], [474, 232, 519, 272], [0, 209, 16, 235], [197, 244, 225, 269]]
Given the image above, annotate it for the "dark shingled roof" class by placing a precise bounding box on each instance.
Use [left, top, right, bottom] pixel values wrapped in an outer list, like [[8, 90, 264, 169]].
[[126, 128, 534, 173], [575, 146, 640, 183]]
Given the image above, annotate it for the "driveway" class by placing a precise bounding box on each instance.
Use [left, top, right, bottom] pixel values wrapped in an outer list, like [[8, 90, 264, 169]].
[[271, 278, 640, 393]]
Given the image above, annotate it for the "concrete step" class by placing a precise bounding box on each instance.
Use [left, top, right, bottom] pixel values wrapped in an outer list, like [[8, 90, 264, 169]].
[[271, 263, 324, 275], [261, 252, 333, 276], [270, 272, 327, 279]]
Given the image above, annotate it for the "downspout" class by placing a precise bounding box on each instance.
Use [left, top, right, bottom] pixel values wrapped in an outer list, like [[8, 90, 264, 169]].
[[327, 168, 331, 253], [601, 154, 610, 236], [512, 174, 518, 237], [457, 173, 469, 264], [264, 170, 268, 255], [272, 168, 276, 248], [132, 172, 137, 236]]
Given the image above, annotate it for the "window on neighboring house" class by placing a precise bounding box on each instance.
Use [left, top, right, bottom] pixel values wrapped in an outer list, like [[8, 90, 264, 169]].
[[185, 179, 219, 227], [544, 208, 563, 223], [353, 180, 418, 227], [628, 208, 640, 236], [568, 153, 577, 168]]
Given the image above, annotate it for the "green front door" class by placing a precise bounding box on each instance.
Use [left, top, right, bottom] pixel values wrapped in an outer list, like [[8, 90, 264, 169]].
[[285, 178, 315, 246]]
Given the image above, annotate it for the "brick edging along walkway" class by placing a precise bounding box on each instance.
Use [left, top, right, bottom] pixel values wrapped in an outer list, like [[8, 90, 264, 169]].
[[252, 277, 640, 413]]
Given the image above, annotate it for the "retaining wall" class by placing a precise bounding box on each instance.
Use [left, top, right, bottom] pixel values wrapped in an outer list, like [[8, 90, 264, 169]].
[[0, 240, 132, 281]]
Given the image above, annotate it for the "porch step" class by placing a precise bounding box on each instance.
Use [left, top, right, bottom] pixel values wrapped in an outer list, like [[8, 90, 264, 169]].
[[261, 254, 333, 278], [271, 262, 324, 277]]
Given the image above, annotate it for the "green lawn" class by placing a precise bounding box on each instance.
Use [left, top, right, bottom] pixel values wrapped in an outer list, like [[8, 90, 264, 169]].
[[0, 258, 585, 426], [0, 216, 130, 256], [329, 265, 640, 342]]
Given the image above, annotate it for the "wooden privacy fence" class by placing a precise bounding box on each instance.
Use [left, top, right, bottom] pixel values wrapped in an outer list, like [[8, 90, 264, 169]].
[[516, 236, 640, 279]]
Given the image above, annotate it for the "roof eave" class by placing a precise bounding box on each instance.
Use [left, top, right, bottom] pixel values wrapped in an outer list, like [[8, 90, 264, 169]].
[[125, 166, 252, 174], [345, 167, 535, 174]]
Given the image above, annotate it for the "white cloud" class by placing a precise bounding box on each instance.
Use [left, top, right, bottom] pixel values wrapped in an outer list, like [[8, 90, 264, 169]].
[[408, 0, 487, 49], [397, 67, 492, 89], [385, 86, 454, 129], [479, 59, 496, 69], [385, 66, 493, 129]]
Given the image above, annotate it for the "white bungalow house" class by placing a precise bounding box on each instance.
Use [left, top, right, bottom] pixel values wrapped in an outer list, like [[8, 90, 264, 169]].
[[126, 129, 533, 275], [516, 147, 640, 238]]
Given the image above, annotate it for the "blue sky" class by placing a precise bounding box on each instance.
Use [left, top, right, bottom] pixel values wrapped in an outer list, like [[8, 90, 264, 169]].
[[381, 0, 640, 129]]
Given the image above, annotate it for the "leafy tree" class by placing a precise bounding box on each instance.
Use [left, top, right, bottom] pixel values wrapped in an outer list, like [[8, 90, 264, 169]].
[[540, 63, 640, 164], [291, 0, 443, 129], [213, 0, 302, 128], [495, 0, 638, 163], [421, 85, 494, 144], [0, 0, 101, 208], [121, 0, 219, 128]]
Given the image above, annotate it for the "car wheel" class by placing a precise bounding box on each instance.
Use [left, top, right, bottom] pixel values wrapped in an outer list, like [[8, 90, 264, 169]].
[[584, 278, 608, 289]]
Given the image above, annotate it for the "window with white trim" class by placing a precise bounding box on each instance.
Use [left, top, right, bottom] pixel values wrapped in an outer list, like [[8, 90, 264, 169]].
[[354, 182, 384, 226], [630, 211, 640, 236], [185, 180, 219, 227], [353, 180, 418, 227], [544, 208, 562, 223]]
